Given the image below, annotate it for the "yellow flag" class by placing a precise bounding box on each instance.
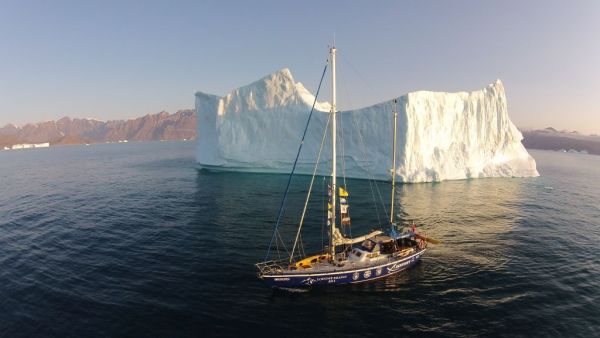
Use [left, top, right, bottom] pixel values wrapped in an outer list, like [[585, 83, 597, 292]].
[[339, 187, 349, 197]]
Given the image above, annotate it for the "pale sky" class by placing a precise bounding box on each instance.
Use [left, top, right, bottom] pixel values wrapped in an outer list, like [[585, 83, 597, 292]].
[[0, 0, 599, 134]]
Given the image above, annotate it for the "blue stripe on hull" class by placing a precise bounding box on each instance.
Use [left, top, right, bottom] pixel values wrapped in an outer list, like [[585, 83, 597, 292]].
[[261, 251, 424, 288]]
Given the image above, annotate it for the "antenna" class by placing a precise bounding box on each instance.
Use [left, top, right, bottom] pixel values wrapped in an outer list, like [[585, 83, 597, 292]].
[[390, 98, 398, 225]]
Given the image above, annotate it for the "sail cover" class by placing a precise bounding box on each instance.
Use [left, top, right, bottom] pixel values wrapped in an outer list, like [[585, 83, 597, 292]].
[[332, 227, 382, 246]]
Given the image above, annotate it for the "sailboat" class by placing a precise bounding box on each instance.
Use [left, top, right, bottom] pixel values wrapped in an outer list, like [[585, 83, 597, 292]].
[[256, 46, 438, 288]]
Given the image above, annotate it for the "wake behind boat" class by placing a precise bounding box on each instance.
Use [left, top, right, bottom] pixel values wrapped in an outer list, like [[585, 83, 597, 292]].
[[256, 46, 439, 288]]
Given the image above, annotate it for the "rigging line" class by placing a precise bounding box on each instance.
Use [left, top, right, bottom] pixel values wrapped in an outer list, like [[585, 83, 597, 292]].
[[335, 58, 350, 190], [297, 235, 303, 258], [290, 112, 332, 263], [275, 230, 280, 260], [340, 115, 346, 187], [338, 109, 347, 237], [339, 102, 347, 188], [345, 111, 381, 229], [299, 234, 306, 258], [321, 177, 326, 252], [368, 170, 383, 227], [338, 52, 393, 224], [337, 68, 352, 239], [372, 173, 390, 225], [366, 105, 395, 221], [350, 114, 381, 227], [276, 229, 290, 255], [265, 60, 329, 262], [337, 50, 382, 107], [369, 107, 395, 221], [335, 59, 385, 231], [349, 111, 389, 225]]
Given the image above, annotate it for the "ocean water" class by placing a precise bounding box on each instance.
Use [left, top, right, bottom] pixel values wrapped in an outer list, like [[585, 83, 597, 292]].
[[0, 142, 598, 337]]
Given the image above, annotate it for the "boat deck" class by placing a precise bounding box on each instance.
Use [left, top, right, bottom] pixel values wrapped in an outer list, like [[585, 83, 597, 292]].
[[257, 246, 421, 276]]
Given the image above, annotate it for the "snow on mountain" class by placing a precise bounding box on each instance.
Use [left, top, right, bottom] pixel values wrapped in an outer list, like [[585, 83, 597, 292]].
[[195, 69, 538, 182]]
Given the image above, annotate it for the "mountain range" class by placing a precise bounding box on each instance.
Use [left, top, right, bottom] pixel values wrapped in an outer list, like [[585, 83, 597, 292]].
[[2, 110, 598, 157], [0, 110, 196, 148], [521, 127, 600, 155]]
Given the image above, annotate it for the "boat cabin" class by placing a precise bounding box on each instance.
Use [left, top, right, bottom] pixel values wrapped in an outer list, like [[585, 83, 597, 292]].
[[348, 235, 399, 261]]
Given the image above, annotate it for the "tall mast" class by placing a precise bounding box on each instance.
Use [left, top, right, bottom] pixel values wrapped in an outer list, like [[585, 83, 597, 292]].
[[330, 46, 337, 258], [390, 99, 398, 225]]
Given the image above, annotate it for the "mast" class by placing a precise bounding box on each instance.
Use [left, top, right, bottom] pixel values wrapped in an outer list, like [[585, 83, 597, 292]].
[[330, 46, 337, 258], [390, 99, 398, 225]]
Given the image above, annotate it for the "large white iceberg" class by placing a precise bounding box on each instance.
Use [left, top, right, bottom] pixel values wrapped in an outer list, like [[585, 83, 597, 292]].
[[195, 69, 538, 182]]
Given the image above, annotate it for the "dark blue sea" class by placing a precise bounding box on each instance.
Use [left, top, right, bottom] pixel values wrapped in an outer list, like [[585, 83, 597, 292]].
[[0, 141, 598, 337]]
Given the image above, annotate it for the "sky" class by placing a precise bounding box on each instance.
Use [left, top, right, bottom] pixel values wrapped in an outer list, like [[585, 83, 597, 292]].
[[0, 0, 599, 134]]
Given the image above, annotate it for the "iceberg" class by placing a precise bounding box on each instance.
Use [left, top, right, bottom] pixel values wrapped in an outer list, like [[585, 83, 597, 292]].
[[195, 69, 538, 182]]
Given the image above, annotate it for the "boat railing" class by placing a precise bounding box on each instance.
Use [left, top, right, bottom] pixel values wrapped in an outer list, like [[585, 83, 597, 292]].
[[256, 259, 289, 275], [257, 245, 424, 275]]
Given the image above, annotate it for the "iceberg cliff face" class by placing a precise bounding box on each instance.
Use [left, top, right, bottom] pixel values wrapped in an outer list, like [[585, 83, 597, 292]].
[[195, 69, 538, 182]]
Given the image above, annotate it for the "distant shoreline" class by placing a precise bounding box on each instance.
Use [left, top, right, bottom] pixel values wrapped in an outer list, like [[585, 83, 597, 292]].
[[0, 138, 195, 151], [521, 129, 600, 156], [0, 110, 196, 149]]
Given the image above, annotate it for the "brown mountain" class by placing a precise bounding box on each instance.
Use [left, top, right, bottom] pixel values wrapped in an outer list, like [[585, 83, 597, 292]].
[[0, 110, 196, 148], [521, 128, 600, 155]]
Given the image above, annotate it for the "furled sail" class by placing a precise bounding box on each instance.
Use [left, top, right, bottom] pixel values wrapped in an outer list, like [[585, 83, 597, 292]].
[[332, 227, 382, 246]]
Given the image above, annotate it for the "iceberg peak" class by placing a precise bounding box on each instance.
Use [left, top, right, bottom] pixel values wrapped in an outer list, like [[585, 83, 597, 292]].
[[272, 67, 294, 81], [197, 68, 330, 115], [249, 68, 296, 91], [490, 78, 504, 91]]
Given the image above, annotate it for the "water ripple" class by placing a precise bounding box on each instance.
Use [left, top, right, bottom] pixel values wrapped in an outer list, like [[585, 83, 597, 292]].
[[0, 145, 599, 337]]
